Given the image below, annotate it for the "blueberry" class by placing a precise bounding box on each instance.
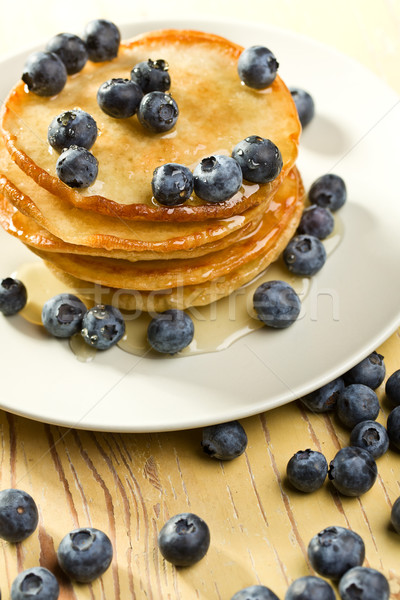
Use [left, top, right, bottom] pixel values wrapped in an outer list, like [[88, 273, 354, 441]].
[[0, 277, 27, 316], [22, 51, 67, 96], [350, 420, 389, 459], [57, 527, 113, 582], [390, 496, 400, 533], [386, 405, 400, 450], [328, 446, 377, 496], [285, 575, 335, 600], [158, 513, 210, 566], [231, 585, 280, 600], [309, 174, 346, 212], [338, 566, 390, 600], [193, 155, 242, 203], [201, 421, 247, 460], [286, 449, 328, 493], [307, 526, 365, 580], [41, 293, 87, 338], [131, 59, 171, 94], [48, 109, 98, 153], [253, 280, 301, 329], [289, 88, 315, 128], [83, 19, 120, 62], [386, 370, 400, 405], [97, 78, 143, 118], [11, 567, 59, 600], [336, 384, 380, 429], [232, 136, 283, 184], [283, 234, 326, 276], [0, 489, 38, 543], [137, 91, 178, 133], [147, 309, 194, 354], [237, 46, 279, 89], [152, 163, 194, 206], [45, 33, 88, 75], [297, 206, 334, 240], [81, 304, 125, 350], [300, 377, 345, 413], [56, 145, 98, 188], [344, 352, 386, 390]]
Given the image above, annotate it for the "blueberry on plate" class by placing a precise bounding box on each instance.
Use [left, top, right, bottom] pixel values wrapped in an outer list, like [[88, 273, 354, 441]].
[[237, 45, 279, 89], [57, 527, 113, 582], [300, 377, 345, 413], [0, 488, 38, 543], [253, 280, 301, 329], [22, 51, 67, 96], [386, 370, 400, 405], [390, 496, 400, 533], [386, 405, 400, 449], [147, 309, 194, 354], [131, 59, 171, 94], [350, 420, 389, 459], [285, 575, 335, 600], [97, 78, 143, 118], [45, 32, 88, 75], [289, 88, 315, 128], [286, 449, 328, 493], [158, 512, 210, 566], [328, 446, 377, 496], [344, 351, 386, 390], [0, 277, 27, 316], [336, 384, 380, 429], [83, 19, 120, 62], [48, 109, 98, 153], [11, 566, 59, 600], [56, 145, 98, 188], [297, 205, 334, 240], [308, 174, 346, 212], [338, 566, 390, 600], [232, 135, 283, 184], [42, 293, 87, 338], [283, 234, 326, 276], [152, 163, 194, 206], [231, 585, 280, 600], [201, 421, 247, 460], [307, 525, 365, 580], [193, 155, 242, 203], [137, 91, 179, 133], [81, 304, 125, 350]]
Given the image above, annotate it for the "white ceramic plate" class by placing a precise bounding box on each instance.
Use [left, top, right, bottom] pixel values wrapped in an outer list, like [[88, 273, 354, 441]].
[[1, 18, 400, 432]]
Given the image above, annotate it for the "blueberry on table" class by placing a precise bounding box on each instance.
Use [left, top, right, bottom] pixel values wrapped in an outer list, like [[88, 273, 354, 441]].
[[45, 32, 88, 75], [137, 91, 179, 133], [22, 51, 67, 96], [297, 205, 334, 240], [307, 526, 365, 580], [232, 136, 283, 184], [11, 567, 59, 600], [386, 405, 400, 449], [289, 87, 315, 128], [286, 449, 328, 493], [0, 488, 38, 542], [237, 45, 279, 89], [57, 527, 113, 582], [83, 19, 120, 62], [131, 59, 171, 94], [147, 309, 194, 354], [300, 377, 345, 413], [350, 420, 389, 459], [201, 421, 247, 460], [283, 234, 326, 276], [328, 446, 377, 496], [231, 585, 280, 600], [97, 78, 143, 118], [0, 277, 27, 316], [42, 293, 87, 338], [336, 384, 380, 429], [253, 280, 301, 329], [344, 351, 386, 390], [386, 369, 400, 405], [48, 109, 98, 153], [81, 304, 125, 350], [193, 155, 242, 203], [152, 163, 194, 206], [308, 174, 346, 212], [285, 575, 335, 600], [338, 566, 390, 600], [56, 146, 98, 188], [390, 496, 400, 533], [158, 513, 210, 566]]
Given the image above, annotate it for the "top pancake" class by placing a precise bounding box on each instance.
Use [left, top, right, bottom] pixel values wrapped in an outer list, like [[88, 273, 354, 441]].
[[1, 29, 300, 221]]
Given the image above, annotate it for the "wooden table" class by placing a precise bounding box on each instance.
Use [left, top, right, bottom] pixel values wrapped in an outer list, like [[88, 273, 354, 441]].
[[0, 2, 399, 598]]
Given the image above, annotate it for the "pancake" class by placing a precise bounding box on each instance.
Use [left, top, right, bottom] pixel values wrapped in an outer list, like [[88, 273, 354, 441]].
[[1, 29, 300, 221]]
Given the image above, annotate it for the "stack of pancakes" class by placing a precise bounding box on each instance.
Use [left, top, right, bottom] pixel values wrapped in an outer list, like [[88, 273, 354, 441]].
[[0, 29, 303, 312]]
